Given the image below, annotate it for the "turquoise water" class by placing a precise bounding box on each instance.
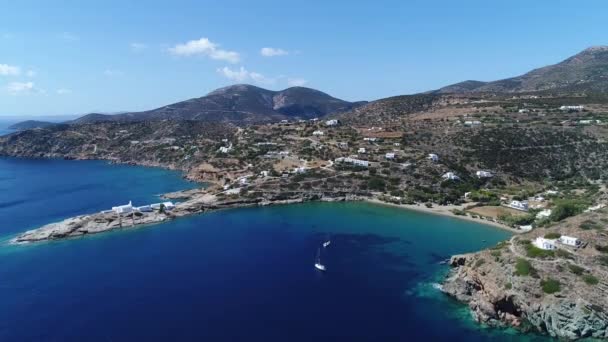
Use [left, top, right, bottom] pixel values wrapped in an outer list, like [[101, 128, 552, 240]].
[[0, 158, 549, 341]]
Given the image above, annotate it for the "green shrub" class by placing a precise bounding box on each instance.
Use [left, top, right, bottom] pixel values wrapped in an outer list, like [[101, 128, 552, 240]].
[[544, 232, 561, 239], [505, 282, 513, 290], [568, 264, 584, 275], [515, 258, 533, 276], [583, 275, 599, 285], [595, 245, 608, 253], [541, 278, 561, 294], [367, 177, 386, 191], [525, 244, 555, 259], [581, 220, 601, 230]]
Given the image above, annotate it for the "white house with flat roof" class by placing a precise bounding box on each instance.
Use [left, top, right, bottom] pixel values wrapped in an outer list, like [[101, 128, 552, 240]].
[[325, 119, 339, 126], [536, 209, 552, 219], [363, 137, 377, 142], [442, 172, 460, 181], [560, 105, 584, 111], [428, 153, 439, 162], [335, 157, 369, 168], [385, 152, 396, 160], [358, 147, 366, 154], [476, 170, 493, 178], [112, 201, 133, 214], [508, 200, 529, 211], [533, 237, 557, 250], [312, 130, 324, 136], [559, 236, 581, 247]]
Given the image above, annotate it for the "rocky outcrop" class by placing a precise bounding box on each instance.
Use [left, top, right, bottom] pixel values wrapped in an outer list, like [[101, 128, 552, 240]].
[[443, 232, 608, 340]]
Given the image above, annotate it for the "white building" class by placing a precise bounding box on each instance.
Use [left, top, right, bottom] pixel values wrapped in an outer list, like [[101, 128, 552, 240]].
[[150, 202, 175, 211], [518, 109, 529, 113], [325, 119, 340, 126], [509, 200, 529, 211], [338, 142, 349, 149], [312, 130, 324, 136], [260, 170, 270, 177], [363, 137, 377, 142], [135, 205, 153, 212], [442, 172, 460, 181], [385, 152, 396, 160], [293, 167, 307, 174], [464, 120, 482, 126], [536, 209, 552, 219], [278, 151, 290, 156], [519, 225, 533, 232], [533, 237, 557, 250], [112, 201, 133, 214], [559, 235, 581, 247], [358, 147, 366, 154], [579, 120, 593, 125], [218, 143, 233, 154], [394, 142, 401, 146], [476, 170, 493, 178], [335, 157, 369, 168], [560, 105, 584, 111], [428, 153, 439, 162]]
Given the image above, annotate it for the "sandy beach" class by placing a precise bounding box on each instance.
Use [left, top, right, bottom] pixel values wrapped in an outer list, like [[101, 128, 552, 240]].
[[364, 198, 522, 233]]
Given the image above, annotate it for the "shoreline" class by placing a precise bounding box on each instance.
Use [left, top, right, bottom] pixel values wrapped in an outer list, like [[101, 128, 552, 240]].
[[364, 198, 521, 233]]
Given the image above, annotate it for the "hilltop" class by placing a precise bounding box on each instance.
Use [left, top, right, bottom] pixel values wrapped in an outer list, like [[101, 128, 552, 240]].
[[436, 46, 608, 94], [70, 84, 364, 125]]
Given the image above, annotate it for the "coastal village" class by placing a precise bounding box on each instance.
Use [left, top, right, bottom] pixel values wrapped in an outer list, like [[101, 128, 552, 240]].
[[3, 89, 608, 340]]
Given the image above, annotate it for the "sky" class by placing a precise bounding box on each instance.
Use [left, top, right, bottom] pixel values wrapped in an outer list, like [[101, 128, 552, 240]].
[[1, 0, 607, 117]]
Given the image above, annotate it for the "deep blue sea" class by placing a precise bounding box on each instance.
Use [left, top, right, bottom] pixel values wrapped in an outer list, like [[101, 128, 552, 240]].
[[0, 157, 550, 341]]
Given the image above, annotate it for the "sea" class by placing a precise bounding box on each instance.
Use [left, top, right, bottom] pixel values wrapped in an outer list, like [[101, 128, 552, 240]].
[[0, 156, 551, 341]]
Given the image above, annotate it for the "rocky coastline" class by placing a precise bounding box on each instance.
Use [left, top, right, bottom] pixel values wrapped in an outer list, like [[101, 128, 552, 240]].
[[11, 190, 363, 244], [441, 211, 608, 340]]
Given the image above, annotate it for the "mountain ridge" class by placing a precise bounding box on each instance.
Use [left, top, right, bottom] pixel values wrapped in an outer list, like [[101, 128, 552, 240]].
[[435, 45, 608, 94]]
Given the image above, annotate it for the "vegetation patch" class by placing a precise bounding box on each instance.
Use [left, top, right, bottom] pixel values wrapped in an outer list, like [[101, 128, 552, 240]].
[[583, 274, 599, 285], [580, 220, 601, 230], [541, 278, 561, 294], [525, 244, 555, 259], [568, 264, 585, 275], [474, 259, 486, 268], [544, 232, 561, 239], [515, 258, 535, 276]]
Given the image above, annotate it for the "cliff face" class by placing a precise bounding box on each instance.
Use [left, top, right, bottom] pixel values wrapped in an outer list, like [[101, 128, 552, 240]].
[[442, 210, 608, 339]]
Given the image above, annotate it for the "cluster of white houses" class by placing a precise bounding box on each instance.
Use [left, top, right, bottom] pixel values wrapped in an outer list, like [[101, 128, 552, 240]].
[[532, 235, 581, 250], [107, 200, 175, 215]]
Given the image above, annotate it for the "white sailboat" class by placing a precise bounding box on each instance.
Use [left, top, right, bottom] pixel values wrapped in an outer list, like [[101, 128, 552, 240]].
[[314, 247, 326, 271], [323, 240, 331, 248]]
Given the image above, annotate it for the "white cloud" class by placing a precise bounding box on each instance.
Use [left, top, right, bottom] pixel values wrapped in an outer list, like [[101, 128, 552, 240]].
[[287, 78, 308, 87], [26, 70, 36, 77], [168, 37, 240, 63], [130, 42, 147, 52], [260, 47, 289, 57], [7, 81, 35, 94], [56, 88, 72, 95], [0, 64, 20, 76], [104, 69, 124, 77], [216, 66, 275, 86]]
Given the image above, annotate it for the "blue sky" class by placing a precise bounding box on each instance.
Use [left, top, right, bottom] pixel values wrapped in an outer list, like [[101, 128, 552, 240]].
[[1, 0, 607, 117]]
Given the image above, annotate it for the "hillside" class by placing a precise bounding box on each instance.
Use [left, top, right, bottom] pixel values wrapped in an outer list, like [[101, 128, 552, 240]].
[[8, 120, 59, 130], [436, 46, 608, 94], [70, 84, 363, 125]]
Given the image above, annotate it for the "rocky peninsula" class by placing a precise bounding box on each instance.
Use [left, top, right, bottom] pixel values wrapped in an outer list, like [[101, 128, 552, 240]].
[[442, 208, 608, 339]]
